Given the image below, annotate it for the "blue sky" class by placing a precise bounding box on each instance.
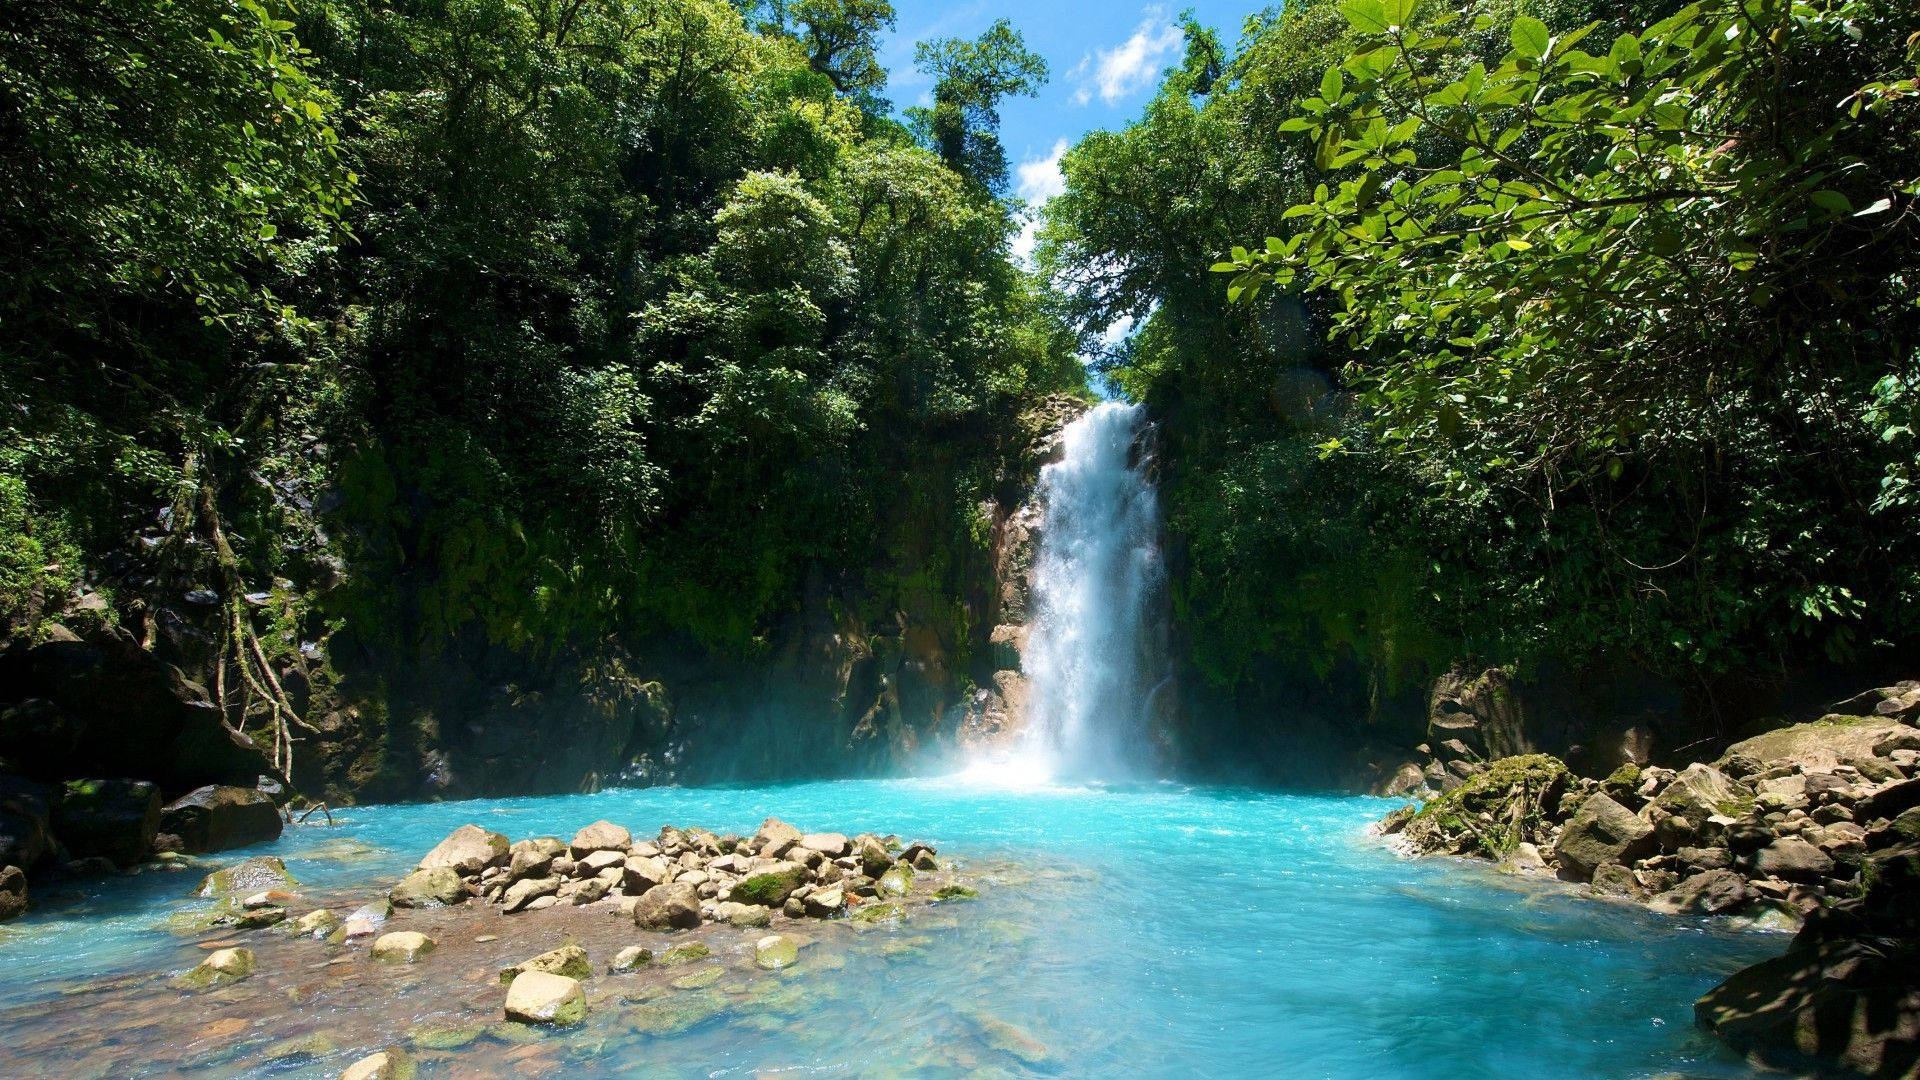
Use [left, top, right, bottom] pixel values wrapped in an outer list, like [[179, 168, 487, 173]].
[[877, 2, 1264, 257]]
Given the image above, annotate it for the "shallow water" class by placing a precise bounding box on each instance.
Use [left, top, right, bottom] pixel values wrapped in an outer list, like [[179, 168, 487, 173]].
[[0, 779, 1781, 1078]]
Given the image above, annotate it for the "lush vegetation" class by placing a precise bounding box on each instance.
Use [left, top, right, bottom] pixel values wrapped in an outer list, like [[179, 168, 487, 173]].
[[1, 0, 1083, 782], [1044, 0, 1919, 718]]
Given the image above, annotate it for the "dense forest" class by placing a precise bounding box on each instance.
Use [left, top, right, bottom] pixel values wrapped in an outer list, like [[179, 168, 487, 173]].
[[1040, 0, 1920, 777], [3, 0, 1918, 798]]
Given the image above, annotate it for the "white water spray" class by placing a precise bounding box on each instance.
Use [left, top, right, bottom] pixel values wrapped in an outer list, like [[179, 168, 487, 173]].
[[1010, 401, 1168, 781]]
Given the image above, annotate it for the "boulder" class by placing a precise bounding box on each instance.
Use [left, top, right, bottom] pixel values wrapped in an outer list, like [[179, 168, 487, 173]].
[[1554, 793, 1655, 882], [503, 971, 586, 1026], [417, 825, 508, 875], [804, 885, 845, 917], [52, 778, 159, 867], [714, 901, 771, 928], [1398, 754, 1570, 859], [0, 864, 26, 921], [754, 934, 799, 970], [631, 881, 700, 930], [1590, 863, 1643, 900], [0, 774, 53, 870], [1721, 715, 1910, 775], [753, 817, 802, 858], [857, 836, 893, 877], [1695, 938, 1920, 1077], [501, 875, 561, 913], [290, 908, 339, 938], [1752, 837, 1834, 882], [154, 785, 281, 854], [389, 866, 468, 908], [174, 946, 255, 989], [370, 931, 435, 963], [197, 855, 296, 898], [1651, 764, 1749, 847], [500, 944, 591, 985], [877, 865, 914, 896], [341, 1049, 416, 1080], [799, 832, 849, 858], [507, 837, 564, 882], [622, 854, 671, 894], [568, 820, 630, 858], [1649, 870, 1752, 916]]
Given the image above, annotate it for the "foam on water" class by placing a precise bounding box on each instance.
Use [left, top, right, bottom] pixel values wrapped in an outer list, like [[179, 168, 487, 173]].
[[0, 779, 1779, 1078]]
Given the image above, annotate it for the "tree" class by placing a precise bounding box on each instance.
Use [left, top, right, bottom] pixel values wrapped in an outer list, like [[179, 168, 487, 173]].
[[911, 19, 1048, 193]]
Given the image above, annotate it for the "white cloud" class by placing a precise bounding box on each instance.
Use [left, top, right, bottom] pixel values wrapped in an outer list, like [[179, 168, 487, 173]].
[[1078, 11, 1182, 105], [1016, 139, 1069, 204], [1011, 217, 1043, 265]]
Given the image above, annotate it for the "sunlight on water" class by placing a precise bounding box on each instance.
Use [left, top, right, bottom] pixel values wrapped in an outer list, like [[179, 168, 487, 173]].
[[0, 779, 1779, 1079]]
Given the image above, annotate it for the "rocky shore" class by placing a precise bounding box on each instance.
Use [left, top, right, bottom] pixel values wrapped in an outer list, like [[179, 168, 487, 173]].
[[0, 815, 986, 1078], [1376, 682, 1920, 1076]]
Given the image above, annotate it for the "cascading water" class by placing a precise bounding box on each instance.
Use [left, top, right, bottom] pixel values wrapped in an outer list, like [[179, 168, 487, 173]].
[[1012, 401, 1170, 781]]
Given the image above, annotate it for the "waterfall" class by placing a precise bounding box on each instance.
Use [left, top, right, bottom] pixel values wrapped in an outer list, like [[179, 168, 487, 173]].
[[1013, 401, 1168, 781]]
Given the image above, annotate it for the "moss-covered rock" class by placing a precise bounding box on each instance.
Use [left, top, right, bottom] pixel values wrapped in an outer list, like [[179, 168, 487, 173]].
[[196, 855, 296, 899], [659, 942, 710, 965], [500, 943, 591, 985], [731, 866, 807, 907], [753, 933, 798, 970], [1398, 754, 1570, 859], [174, 946, 254, 990]]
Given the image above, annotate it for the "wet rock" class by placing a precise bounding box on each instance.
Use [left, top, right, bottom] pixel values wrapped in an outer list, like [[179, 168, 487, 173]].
[[632, 881, 700, 930], [932, 884, 979, 901], [289, 908, 339, 938], [1376, 805, 1416, 836], [154, 785, 281, 855], [1649, 870, 1752, 916], [968, 1010, 1054, 1067], [235, 905, 286, 929], [850, 900, 905, 926], [338, 899, 391, 940], [174, 946, 254, 990], [754, 933, 799, 970], [197, 855, 296, 898], [1555, 793, 1655, 882], [659, 942, 710, 965], [341, 1048, 415, 1080], [503, 970, 587, 1026], [569, 820, 630, 858], [877, 865, 913, 896], [53, 778, 160, 868], [0, 864, 26, 921], [500, 943, 591, 985], [904, 844, 939, 871], [417, 824, 508, 875], [370, 930, 435, 963], [608, 946, 653, 973], [1590, 863, 1643, 900], [389, 866, 468, 908]]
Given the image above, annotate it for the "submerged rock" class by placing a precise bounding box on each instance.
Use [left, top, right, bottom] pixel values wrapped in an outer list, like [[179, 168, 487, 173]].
[[196, 855, 296, 898], [174, 947, 254, 990], [754, 933, 799, 970], [370, 931, 435, 963], [288, 908, 340, 938], [341, 1048, 417, 1080], [608, 945, 653, 973], [659, 942, 710, 965], [503, 970, 586, 1026]]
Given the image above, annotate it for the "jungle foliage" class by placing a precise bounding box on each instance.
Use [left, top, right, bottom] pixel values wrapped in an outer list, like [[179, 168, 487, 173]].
[[0, 0, 1083, 753], [1044, 0, 1920, 701]]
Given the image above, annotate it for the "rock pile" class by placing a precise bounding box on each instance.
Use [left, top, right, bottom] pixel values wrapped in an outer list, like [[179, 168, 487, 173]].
[[1379, 690, 1920, 1078], [389, 816, 941, 928]]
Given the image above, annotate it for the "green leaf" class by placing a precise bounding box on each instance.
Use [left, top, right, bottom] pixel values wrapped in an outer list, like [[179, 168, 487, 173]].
[[1339, 0, 1391, 34], [1381, 0, 1418, 28], [1321, 66, 1344, 102], [1510, 16, 1550, 59], [1810, 190, 1852, 214]]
